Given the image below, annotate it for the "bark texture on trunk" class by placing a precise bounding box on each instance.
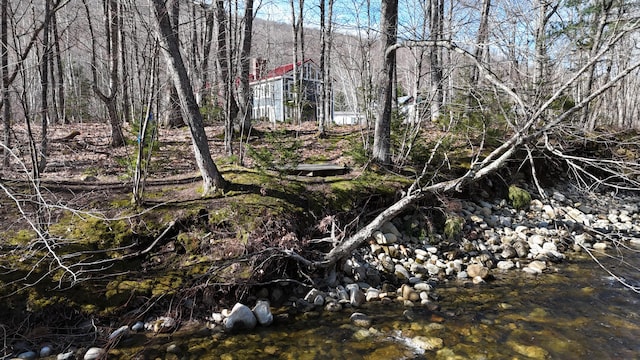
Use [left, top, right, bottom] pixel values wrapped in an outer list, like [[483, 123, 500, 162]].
[[152, 0, 226, 194]]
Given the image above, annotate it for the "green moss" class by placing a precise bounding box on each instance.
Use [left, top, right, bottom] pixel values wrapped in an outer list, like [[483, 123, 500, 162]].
[[508, 185, 532, 210], [49, 215, 134, 252], [4, 229, 36, 246], [444, 215, 465, 240]]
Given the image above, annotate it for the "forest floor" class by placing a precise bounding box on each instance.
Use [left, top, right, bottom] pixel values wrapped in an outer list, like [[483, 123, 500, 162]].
[[0, 120, 431, 346]]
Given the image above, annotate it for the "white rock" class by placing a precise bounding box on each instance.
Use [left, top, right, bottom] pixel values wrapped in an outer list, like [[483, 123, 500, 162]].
[[542, 242, 557, 253], [394, 264, 411, 280], [109, 325, 130, 340], [224, 303, 257, 331], [252, 300, 273, 326], [366, 288, 381, 302], [414, 282, 433, 292], [57, 351, 75, 360], [542, 204, 556, 219], [347, 284, 366, 307], [83, 347, 105, 360], [412, 336, 444, 350], [528, 260, 547, 272], [629, 239, 640, 248], [593, 242, 608, 250], [497, 260, 515, 270], [131, 321, 145, 332]]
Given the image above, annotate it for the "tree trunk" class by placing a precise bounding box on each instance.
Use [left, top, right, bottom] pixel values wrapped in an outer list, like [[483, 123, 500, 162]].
[[160, 0, 185, 128], [83, 0, 125, 147], [1, 0, 10, 167], [372, 0, 398, 164], [428, 0, 443, 121], [38, 0, 52, 173], [216, 0, 237, 154], [466, 0, 491, 112], [152, 0, 226, 194], [581, 0, 612, 130], [234, 0, 254, 132]]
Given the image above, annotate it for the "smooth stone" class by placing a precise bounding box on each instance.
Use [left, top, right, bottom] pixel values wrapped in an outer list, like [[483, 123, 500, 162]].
[[83, 347, 104, 360], [497, 260, 515, 270], [380, 221, 402, 237], [224, 303, 257, 331], [412, 336, 444, 351], [425, 263, 440, 275], [414, 282, 432, 292], [40, 347, 53, 358], [366, 288, 381, 302], [252, 300, 274, 326], [57, 351, 75, 360], [347, 284, 366, 307], [528, 234, 544, 246], [530, 199, 544, 211], [131, 321, 145, 332], [166, 344, 182, 354], [522, 266, 542, 275], [457, 271, 468, 279], [324, 301, 342, 312], [528, 260, 547, 272], [394, 264, 411, 280], [542, 242, 557, 253], [501, 246, 517, 259], [593, 242, 608, 250], [629, 239, 640, 247], [108, 325, 130, 340], [472, 276, 485, 284], [542, 204, 556, 219], [17, 351, 37, 360], [350, 312, 372, 327], [513, 241, 529, 258], [508, 341, 550, 359], [466, 264, 489, 279]]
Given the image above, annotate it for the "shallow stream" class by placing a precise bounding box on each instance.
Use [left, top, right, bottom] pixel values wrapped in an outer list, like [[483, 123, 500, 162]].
[[116, 249, 640, 360]]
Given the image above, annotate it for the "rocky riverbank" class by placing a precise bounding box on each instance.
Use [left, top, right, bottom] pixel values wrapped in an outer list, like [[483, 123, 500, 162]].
[[8, 185, 640, 359]]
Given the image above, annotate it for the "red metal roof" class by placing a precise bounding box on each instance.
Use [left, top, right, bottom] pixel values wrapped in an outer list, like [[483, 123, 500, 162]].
[[261, 59, 314, 80]]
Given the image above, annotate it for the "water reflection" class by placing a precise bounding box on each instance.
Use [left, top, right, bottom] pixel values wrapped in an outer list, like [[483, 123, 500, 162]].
[[120, 252, 640, 359]]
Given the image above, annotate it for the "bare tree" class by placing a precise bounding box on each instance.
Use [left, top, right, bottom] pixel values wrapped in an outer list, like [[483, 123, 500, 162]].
[[83, 0, 126, 147], [234, 0, 254, 132], [152, 0, 226, 194], [372, 0, 398, 164]]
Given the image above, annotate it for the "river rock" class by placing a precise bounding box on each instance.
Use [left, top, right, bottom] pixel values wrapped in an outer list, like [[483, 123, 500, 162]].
[[593, 242, 608, 250], [16, 351, 36, 360], [412, 336, 444, 351], [56, 351, 75, 360], [508, 341, 549, 359], [497, 260, 515, 270], [252, 300, 273, 326], [394, 264, 411, 280], [151, 316, 177, 333], [131, 321, 144, 332], [466, 264, 489, 279], [380, 221, 402, 238], [83, 347, 104, 360], [366, 288, 381, 301], [501, 245, 517, 259], [513, 240, 529, 258], [166, 344, 182, 354], [324, 300, 342, 312], [224, 303, 257, 331], [350, 312, 372, 327], [347, 284, 366, 307], [39, 346, 53, 358], [108, 325, 130, 340]]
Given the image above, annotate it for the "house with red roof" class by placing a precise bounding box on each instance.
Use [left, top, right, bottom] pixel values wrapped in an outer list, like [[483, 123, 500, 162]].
[[249, 58, 323, 123]]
